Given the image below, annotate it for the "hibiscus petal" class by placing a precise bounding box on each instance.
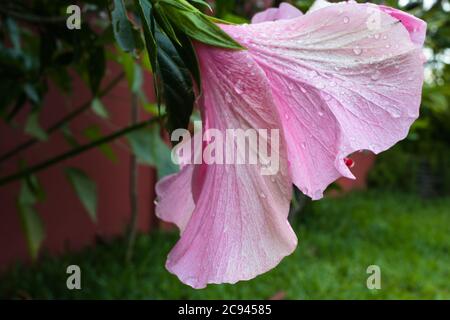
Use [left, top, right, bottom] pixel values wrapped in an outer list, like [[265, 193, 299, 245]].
[[252, 3, 302, 24], [307, 1, 427, 47], [165, 43, 297, 289], [155, 165, 195, 233], [223, 2, 425, 199], [378, 5, 427, 46]]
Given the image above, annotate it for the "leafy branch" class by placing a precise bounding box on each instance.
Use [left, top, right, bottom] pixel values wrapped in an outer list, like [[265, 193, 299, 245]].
[[0, 72, 125, 164], [0, 116, 163, 187]]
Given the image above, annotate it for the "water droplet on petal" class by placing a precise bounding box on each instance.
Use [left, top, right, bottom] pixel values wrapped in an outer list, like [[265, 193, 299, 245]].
[[318, 111, 325, 116], [371, 71, 381, 81], [309, 70, 318, 78], [301, 143, 306, 149], [284, 113, 290, 120], [353, 47, 362, 55], [382, 35, 388, 40], [260, 193, 266, 199], [385, 44, 391, 48], [374, 33, 380, 40], [343, 16, 350, 24], [225, 92, 232, 103], [391, 110, 401, 118], [235, 80, 244, 94]]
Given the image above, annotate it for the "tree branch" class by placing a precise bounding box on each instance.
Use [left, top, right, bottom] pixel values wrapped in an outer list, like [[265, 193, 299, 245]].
[[0, 116, 163, 187], [126, 93, 139, 262], [0, 6, 68, 24], [0, 72, 125, 164]]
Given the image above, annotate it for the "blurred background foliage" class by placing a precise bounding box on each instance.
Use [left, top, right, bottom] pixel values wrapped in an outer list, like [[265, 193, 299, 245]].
[[1, 191, 449, 299], [0, 0, 449, 299]]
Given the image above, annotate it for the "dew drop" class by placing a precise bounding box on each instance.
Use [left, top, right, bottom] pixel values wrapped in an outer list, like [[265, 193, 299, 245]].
[[385, 44, 391, 48], [270, 177, 276, 183], [391, 110, 401, 118], [235, 80, 244, 94], [284, 113, 290, 120], [260, 193, 267, 199], [309, 70, 318, 78], [301, 143, 306, 149], [343, 16, 350, 24], [225, 92, 232, 103], [300, 87, 307, 93], [370, 71, 381, 81], [382, 35, 388, 40], [318, 111, 325, 117], [374, 33, 380, 40], [353, 47, 362, 55]]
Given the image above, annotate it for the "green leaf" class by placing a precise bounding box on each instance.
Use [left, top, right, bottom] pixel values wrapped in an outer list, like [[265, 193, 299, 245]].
[[17, 180, 45, 260], [127, 125, 178, 178], [153, 3, 182, 44], [5, 18, 21, 51], [155, 28, 195, 134], [188, 0, 212, 11], [91, 98, 109, 119], [83, 125, 118, 162], [24, 84, 40, 105], [156, 0, 244, 50], [117, 50, 143, 93], [65, 168, 98, 223], [61, 124, 79, 148], [136, 0, 158, 73], [25, 111, 48, 141], [87, 46, 106, 95], [141, 50, 153, 72], [25, 174, 46, 203], [111, 0, 142, 53], [173, 31, 201, 91]]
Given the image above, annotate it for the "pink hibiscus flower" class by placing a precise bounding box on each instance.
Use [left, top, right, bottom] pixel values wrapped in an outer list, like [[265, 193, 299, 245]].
[[155, 1, 426, 288]]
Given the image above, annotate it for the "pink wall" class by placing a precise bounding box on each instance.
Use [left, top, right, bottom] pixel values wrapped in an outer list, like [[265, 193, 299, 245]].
[[0, 65, 157, 271]]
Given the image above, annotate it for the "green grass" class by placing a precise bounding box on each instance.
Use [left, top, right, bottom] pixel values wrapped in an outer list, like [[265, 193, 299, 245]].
[[1, 191, 449, 299]]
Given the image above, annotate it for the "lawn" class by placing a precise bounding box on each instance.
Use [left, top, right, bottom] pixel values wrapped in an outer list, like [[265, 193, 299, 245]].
[[1, 191, 449, 299]]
